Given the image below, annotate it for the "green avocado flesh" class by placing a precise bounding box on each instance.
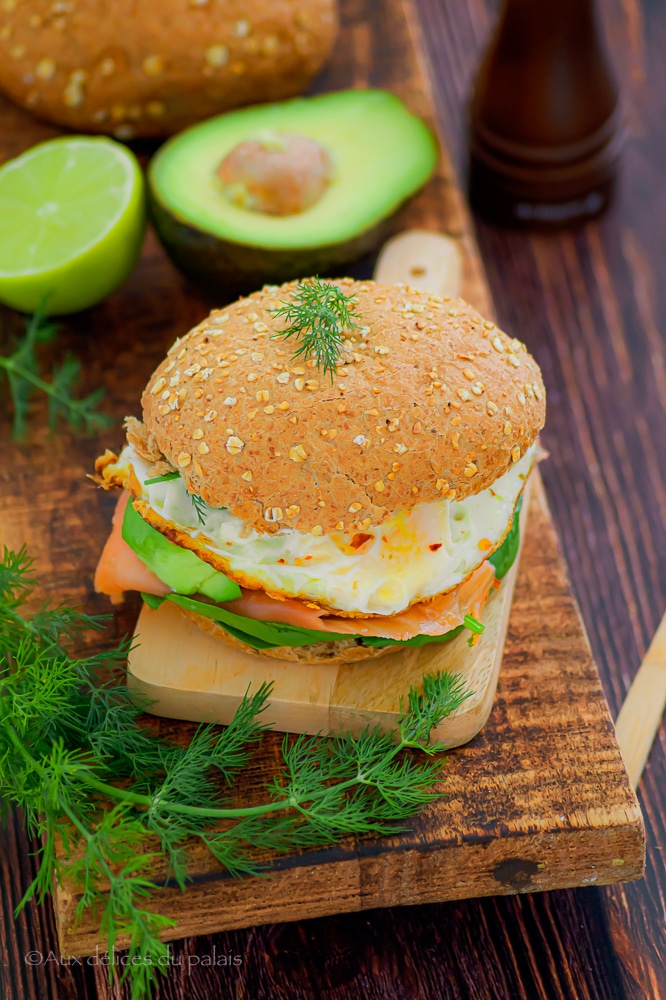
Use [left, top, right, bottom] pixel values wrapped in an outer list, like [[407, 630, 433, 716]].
[[125, 499, 523, 653], [148, 90, 437, 291], [122, 500, 241, 603], [488, 495, 522, 582]]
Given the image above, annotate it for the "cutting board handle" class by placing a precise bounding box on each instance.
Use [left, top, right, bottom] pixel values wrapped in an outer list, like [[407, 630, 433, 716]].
[[373, 229, 463, 296]]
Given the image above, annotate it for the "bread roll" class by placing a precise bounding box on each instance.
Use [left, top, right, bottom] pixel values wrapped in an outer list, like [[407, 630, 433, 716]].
[[0, 0, 337, 138]]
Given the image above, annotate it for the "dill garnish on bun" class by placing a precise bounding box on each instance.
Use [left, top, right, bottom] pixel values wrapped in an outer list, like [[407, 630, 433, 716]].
[[93, 278, 545, 663]]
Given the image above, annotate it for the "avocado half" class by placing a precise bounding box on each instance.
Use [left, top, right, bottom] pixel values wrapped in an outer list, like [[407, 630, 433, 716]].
[[148, 90, 438, 293]]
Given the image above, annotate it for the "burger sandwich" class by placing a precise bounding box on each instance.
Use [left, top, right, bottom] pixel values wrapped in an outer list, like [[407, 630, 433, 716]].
[[93, 278, 545, 664]]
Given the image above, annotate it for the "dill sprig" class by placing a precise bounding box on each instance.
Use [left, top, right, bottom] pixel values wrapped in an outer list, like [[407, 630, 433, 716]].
[[0, 545, 470, 999], [190, 492, 208, 526], [270, 276, 361, 378], [142, 471, 207, 526], [143, 471, 207, 526], [463, 613, 485, 647], [0, 305, 112, 441]]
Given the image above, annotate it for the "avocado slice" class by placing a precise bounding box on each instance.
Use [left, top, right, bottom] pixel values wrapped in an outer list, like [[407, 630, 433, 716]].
[[148, 90, 438, 292], [122, 499, 241, 603]]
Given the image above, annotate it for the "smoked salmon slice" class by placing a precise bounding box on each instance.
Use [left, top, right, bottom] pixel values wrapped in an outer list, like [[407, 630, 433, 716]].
[[94, 492, 170, 603], [95, 491, 496, 639], [224, 562, 495, 641]]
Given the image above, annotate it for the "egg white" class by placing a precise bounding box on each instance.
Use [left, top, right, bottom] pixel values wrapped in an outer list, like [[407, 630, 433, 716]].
[[113, 442, 535, 615]]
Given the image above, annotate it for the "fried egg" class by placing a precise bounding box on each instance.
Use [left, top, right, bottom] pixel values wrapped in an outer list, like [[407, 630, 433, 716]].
[[112, 442, 535, 615]]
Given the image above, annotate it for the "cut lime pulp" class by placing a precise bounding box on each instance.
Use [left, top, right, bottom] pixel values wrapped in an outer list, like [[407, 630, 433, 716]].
[[0, 136, 146, 315]]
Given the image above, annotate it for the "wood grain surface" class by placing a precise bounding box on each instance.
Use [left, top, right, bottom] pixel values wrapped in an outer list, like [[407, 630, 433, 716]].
[[1, 1, 665, 1000]]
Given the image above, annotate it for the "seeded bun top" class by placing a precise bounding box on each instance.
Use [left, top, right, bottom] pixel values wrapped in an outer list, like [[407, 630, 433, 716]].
[[140, 279, 545, 535]]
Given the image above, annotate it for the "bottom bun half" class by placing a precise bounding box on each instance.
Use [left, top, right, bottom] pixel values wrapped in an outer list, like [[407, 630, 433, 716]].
[[177, 606, 398, 665]]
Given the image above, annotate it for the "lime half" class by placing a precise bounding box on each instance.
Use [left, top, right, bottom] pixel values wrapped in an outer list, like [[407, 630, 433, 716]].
[[0, 136, 146, 315]]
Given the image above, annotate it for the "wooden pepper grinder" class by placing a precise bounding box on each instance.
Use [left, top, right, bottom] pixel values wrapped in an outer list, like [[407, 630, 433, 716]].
[[468, 0, 624, 228]]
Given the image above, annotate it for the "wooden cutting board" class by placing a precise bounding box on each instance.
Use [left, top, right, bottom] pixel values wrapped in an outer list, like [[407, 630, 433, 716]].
[[0, 0, 644, 958], [55, 471, 645, 956]]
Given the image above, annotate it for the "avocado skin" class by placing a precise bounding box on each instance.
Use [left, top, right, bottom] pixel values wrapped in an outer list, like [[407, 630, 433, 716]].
[[149, 190, 391, 295]]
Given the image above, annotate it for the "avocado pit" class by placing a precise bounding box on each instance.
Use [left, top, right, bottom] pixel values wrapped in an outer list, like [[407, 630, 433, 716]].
[[218, 131, 333, 216]]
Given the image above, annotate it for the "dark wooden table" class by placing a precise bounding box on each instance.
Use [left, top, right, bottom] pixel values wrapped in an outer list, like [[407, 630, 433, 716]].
[[2, 0, 665, 997]]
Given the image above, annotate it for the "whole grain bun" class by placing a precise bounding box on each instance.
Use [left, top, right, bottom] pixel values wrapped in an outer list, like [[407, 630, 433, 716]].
[[177, 605, 396, 663], [140, 279, 545, 536], [0, 0, 336, 139]]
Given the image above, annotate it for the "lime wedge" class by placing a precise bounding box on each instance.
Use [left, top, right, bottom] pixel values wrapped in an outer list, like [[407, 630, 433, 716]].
[[0, 136, 146, 315]]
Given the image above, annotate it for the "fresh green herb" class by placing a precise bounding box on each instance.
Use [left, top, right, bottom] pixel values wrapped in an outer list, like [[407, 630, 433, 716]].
[[0, 304, 112, 440], [463, 614, 485, 647], [270, 276, 360, 378], [142, 473, 207, 526], [144, 471, 180, 485], [190, 493, 208, 526], [0, 545, 470, 1000], [463, 614, 485, 635]]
